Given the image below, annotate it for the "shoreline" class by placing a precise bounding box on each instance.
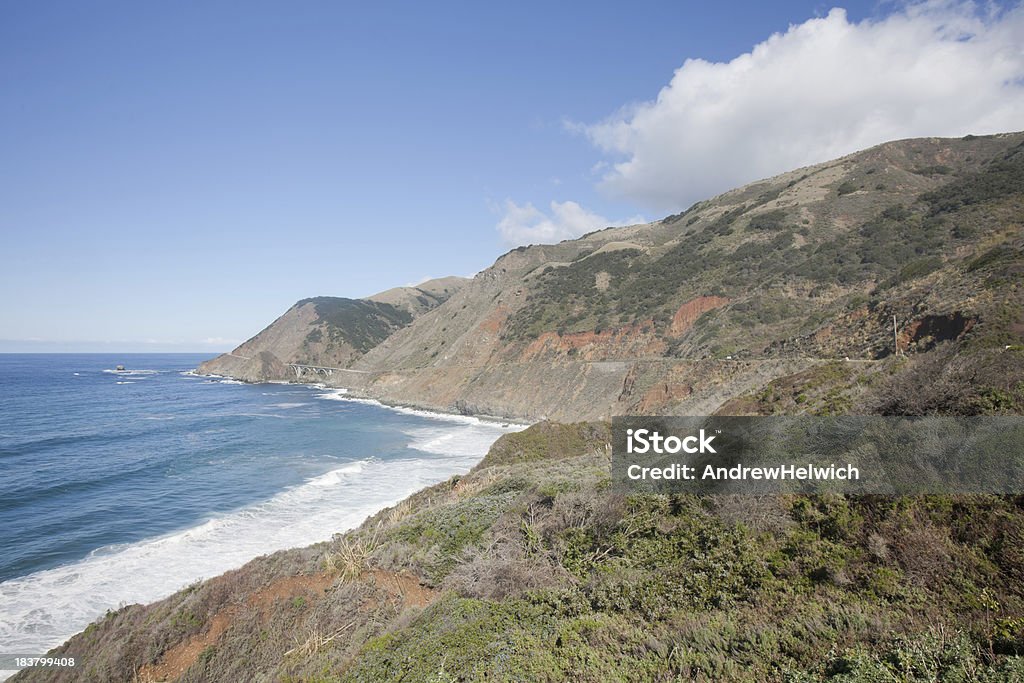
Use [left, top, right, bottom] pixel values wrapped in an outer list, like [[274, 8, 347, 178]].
[[311, 387, 534, 429], [187, 368, 536, 428], [2, 371, 524, 678]]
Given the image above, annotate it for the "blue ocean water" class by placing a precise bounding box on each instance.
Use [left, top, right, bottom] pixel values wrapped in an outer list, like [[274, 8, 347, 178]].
[[0, 354, 520, 662]]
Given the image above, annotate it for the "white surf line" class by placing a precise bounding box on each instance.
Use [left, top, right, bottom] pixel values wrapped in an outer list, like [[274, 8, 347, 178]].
[[313, 388, 531, 429], [0, 440, 496, 678]]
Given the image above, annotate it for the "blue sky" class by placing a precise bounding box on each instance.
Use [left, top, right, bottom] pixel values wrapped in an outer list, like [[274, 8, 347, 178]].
[[2, 1, 1022, 352]]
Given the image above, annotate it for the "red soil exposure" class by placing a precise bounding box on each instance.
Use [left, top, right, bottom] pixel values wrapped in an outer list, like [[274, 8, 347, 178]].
[[519, 322, 665, 362], [138, 569, 436, 682], [138, 608, 238, 682], [669, 296, 730, 336], [367, 569, 436, 609], [476, 305, 509, 335], [139, 573, 334, 682], [899, 312, 975, 352], [637, 382, 693, 413], [247, 573, 335, 613], [618, 363, 694, 413]]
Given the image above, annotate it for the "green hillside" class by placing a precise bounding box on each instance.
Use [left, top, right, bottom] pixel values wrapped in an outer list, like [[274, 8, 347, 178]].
[[22, 423, 1024, 682], [299, 297, 413, 355], [507, 136, 1024, 364]]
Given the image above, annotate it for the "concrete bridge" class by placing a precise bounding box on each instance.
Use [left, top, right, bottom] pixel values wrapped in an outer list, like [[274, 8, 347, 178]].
[[287, 363, 370, 380]]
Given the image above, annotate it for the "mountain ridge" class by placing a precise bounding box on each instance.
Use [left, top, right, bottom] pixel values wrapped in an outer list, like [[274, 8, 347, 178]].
[[199, 131, 1024, 421], [197, 277, 467, 382]]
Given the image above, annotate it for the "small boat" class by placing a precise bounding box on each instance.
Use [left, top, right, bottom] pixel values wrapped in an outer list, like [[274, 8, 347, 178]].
[[116, 365, 126, 371]]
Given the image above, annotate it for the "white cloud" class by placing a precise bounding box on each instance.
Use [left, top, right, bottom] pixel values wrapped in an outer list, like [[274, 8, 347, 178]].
[[495, 199, 643, 246], [580, 1, 1024, 212]]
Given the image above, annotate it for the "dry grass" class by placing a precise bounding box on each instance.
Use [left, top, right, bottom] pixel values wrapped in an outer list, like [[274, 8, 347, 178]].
[[130, 669, 158, 683], [384, 499, 414, 526], [324, 528, 382, 580], [449, 470, 499, 499], [284, 622, 355, 658]]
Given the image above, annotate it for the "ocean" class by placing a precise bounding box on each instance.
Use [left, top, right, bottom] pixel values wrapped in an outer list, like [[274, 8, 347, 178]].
[[0, 353, 521, 668]]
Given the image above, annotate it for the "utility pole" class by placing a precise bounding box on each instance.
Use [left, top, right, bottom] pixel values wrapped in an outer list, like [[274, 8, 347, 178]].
[[893, 315, 902, 357]]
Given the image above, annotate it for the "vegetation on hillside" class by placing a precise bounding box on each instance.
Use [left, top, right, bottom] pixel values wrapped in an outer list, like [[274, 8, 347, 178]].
[[23, 420, 1024, 682], [503, 140, 1024, 367], [299, 297, 413, 355]]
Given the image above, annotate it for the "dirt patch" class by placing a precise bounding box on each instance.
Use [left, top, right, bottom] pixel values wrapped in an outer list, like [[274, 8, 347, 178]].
[[367, 569, 436, 609], [669, 296, 730, 336], [589, 240, 644, 255], [813, 325, 834, 343], [138, 608, 236, 682], [476, 305, 509, 335], [247, 573, 334, 613], [139, 573, 334, 682], [900, 312, 975, 352], [617, 361, 696, 412], [637, 382, 693, 413], [520, 323, 664, 362]]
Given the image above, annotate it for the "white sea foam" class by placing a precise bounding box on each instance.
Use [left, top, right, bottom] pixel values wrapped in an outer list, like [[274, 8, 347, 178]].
[[223, 412, 290, 419], [404, 425, 505, 457], [313, 390, 525, 458], [316, 390, 371, 403], [0, 441, 506, 675], [0, 381, 526, 679], [103, 369, 160, 376], [270, 402, 309, 409], [313, 389, 528, 429], [115, 381, 136, 385]]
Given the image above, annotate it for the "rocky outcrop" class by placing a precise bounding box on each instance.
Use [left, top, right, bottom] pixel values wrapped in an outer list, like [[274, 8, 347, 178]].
[[669, 296, 730, 336], [519, 323, 666, 362], [900, 312, 975, 353]]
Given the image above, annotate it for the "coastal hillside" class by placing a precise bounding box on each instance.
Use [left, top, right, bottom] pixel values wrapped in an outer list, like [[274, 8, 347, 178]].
[[199, 132, 1024, 420], [196, 277, 466, 382], [18, 422, 1024, 682], [13, 133, 1024, 682]]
